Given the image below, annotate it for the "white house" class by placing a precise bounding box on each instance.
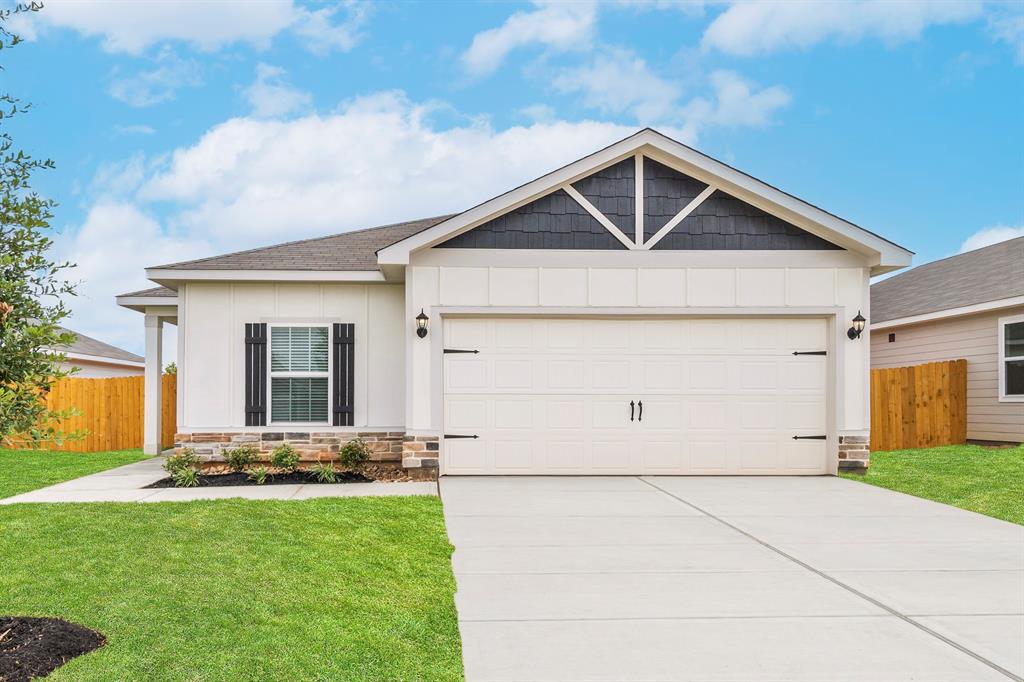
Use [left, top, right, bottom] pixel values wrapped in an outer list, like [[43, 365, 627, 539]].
[[51, 327, 145, 378], [117, 129, 911, 476]]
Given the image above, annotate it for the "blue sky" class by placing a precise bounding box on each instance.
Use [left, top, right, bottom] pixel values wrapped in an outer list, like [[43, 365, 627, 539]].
[[5, 0, 1023, 353]]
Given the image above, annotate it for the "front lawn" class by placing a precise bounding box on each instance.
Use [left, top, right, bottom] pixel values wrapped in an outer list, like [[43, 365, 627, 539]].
[[0, 448, 148, 499], [841, 443, 1024, 525], [0, 497, 463, 680]]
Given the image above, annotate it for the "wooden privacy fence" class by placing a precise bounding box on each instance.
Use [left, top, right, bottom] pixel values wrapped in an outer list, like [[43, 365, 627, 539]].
[[24, 374, 176, 452], [870, 359, 967, 452]]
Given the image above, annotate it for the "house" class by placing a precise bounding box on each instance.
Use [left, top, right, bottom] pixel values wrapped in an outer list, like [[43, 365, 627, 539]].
[[116, 128, 911, 475], [51, 327, 144, 378], [871, 237, 1024, 444]]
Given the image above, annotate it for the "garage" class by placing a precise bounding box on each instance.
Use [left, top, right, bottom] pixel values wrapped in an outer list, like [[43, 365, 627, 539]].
[[442, 316, 830, 475]]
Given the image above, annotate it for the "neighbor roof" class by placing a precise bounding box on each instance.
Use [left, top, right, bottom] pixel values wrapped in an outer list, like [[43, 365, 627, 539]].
[[871, 237, 1024, 323], [55, 328, 143, 364], [118, 286, 176, 298], [151, 216, 454, 271]]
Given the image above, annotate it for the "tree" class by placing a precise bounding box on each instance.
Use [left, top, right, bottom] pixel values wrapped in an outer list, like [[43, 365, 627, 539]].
[[0, 3, 79, 446]]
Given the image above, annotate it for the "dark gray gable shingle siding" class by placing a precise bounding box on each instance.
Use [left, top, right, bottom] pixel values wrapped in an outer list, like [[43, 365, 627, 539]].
[[435, 189, 627, 250], [643, 158, 709, 241], [652, 189, 843, 251], [570, 157, 635, 236]]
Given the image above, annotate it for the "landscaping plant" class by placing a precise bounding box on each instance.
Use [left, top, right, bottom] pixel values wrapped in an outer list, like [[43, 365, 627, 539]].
[[339, 437, 371, 470], [171, 466, 200, 488], [309, 460, 337, 483], [248, 466, 269, 485], [269, 443, 299, 472], [223, 444, 258, 473], [163, 448, 200, 476]]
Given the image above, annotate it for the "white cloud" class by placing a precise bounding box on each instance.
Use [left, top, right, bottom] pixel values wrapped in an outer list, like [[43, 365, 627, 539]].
[[112, 124, 156, 136], [108, 47, 202, 107], [959, 224, 1024, 253], [19, 0, 367, 55], [461, 1, 597, 76], [702, 0, 982, 56], [553, 48, 682, 122], [242, 64, 313, 118], [679, 70, 790, 137], [990, 12, 1024, 64]]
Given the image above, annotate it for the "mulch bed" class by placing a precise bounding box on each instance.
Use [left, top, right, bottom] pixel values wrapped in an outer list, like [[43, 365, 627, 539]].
[[0, 616, 105, 682], [145, 469, 374, 488]]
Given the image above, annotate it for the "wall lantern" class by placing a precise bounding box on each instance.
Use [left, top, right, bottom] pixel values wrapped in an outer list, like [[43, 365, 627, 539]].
[[415, 309, 429, 339], [847, 310, 866, 340]]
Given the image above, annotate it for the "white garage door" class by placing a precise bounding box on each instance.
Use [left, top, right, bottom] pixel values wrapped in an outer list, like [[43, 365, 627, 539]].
[[442, 317, 830, 476]]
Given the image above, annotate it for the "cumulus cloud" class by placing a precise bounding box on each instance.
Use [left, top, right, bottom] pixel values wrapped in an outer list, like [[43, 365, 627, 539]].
[[17, 0, 367, 55], [679, 70, 791, 135], [108, 47, 202, 107], [553, 48, 682, 122], [461, 1, 597, 76], [959, 224, 1024, 253], [702, 0, 982, 56], [989, 12, 1024, 64], [242, 64, 313, 118]]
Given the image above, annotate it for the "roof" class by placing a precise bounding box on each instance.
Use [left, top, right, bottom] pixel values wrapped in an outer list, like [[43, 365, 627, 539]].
[[55, 328, 144, 364], [118, 286, 176, 298], [871, 237, 1024, 323], [151, 215, 454, 271]]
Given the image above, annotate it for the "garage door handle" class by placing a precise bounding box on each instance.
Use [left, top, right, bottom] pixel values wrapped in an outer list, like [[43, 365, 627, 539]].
[[792, 435, 827, 440], [637, 400, 643, 422], [630, 400, 635, 422], [444, 434, 479, 439]]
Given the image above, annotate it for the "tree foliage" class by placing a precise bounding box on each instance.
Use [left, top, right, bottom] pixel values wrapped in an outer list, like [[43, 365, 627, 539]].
[[0, 3, 80, 446]]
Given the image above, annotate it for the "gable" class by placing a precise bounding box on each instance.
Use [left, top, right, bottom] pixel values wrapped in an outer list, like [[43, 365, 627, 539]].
[[436, 154, 842, 252]]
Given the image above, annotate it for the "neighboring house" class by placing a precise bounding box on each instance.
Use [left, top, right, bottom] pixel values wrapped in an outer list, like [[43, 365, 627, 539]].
[[871, 237, 1024, 444], [52, 327, 144, 378], [116, 128, 911, 474]]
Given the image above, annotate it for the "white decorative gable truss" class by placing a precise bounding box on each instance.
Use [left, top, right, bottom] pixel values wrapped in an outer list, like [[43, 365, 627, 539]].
[[378, 128, 912, 275]]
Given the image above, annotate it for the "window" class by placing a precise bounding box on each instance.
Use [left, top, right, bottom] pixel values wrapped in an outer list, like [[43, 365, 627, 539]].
[[999, 314, 1024, 402], [269, 325, 330, 423]]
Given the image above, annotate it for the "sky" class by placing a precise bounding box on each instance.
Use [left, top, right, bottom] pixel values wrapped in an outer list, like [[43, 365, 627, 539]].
[[4, 0, 1023, 356]]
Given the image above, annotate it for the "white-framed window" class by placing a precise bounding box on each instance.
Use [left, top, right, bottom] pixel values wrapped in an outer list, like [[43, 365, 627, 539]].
[[998, 314, 1024, 402], [268, 324, 331, 424]]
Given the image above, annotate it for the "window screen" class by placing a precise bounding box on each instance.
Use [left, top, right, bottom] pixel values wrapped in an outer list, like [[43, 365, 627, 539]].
[[269, 326, 330, 423]]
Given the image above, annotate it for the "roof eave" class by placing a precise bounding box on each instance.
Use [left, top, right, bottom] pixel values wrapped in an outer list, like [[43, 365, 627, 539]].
[[144, 268, 387, 288]]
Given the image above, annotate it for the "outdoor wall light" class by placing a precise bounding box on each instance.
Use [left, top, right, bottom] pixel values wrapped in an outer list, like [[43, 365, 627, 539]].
[[847, 311, 866, 340], [415, 309, 429, 339]]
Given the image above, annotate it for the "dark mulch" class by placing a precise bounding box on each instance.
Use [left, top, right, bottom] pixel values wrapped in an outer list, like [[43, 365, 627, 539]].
[[0, 616, 105, 682], [144, 470, 373, 489]]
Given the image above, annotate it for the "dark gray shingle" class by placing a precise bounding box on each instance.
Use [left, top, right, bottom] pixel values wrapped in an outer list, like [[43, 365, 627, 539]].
[[56, 328, 143, 363]]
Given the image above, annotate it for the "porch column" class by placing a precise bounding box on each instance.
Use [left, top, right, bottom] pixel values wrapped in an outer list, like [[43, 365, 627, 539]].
[[144, 313, 164, 455]]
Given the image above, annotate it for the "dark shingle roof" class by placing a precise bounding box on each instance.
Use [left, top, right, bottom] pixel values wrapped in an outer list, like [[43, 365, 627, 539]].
[[871, 237, 1024, 322], [151, 216, 454, 271], [118, 286, 176, 298], [56, 328, 143, 364]]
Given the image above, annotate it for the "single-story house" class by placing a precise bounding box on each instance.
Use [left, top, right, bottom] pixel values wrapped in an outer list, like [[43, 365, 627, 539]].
[[871, 237, 1024, 444], [116, 128, 911, 476], [51, 327, 144, 378]]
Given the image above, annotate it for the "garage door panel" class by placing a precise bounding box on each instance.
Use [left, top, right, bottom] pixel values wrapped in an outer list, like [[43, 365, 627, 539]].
[[443, 317, 830, 476]]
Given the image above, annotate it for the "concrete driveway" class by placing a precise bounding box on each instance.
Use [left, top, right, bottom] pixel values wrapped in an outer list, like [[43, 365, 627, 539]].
[[440, 476, 1024, 681]]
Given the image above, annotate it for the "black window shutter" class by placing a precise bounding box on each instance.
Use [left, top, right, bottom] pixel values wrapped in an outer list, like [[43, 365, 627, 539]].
[[333, 323, 355, 426], [245, 323, 267, 426]]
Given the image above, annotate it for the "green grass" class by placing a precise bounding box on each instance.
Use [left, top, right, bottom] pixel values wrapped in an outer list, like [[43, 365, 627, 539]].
[[0, 497, 463, 681], [841, 443, 1024, 525], [0, 448, 148, 499]]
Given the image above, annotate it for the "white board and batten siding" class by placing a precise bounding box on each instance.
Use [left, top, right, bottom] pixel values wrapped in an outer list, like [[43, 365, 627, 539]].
[[179, 282, 406, 430], [871, 306, 1024, 442], [443, 317, 829, 475]]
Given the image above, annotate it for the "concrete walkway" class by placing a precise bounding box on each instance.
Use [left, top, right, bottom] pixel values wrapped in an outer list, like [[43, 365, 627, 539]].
[[0, 456, 437, 503], [441, 476, 1024, 681]]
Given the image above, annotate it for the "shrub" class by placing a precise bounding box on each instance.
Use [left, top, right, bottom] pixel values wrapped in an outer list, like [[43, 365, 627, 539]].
[[339, 437, 370, 469], [224, 444, 258, 473], [171, 466, 200, 488], [270, 443, 300, 472], [164, 448, 199, 476], [248, 466, 270, 485], [309, 460, 336, 483]]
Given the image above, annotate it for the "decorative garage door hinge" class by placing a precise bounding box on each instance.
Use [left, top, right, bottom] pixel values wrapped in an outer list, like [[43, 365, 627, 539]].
[[791, 350, 827, 356], [443, 348, 480, 354], [443, 434, 479, 439], [792, 435, 827, 440]]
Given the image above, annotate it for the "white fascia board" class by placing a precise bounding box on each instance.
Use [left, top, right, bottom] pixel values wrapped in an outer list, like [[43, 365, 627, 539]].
[[145, 268, 385, 285], [378, 128, 913, 270], [872, 295, 1024, 330], [116, 294, 179, 313], [62, 351, 145, 368]]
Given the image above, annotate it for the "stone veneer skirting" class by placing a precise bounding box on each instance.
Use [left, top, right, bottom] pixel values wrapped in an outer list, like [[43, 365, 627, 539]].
[[174, 431, 440, 479], [837, 435, 870, 471]]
